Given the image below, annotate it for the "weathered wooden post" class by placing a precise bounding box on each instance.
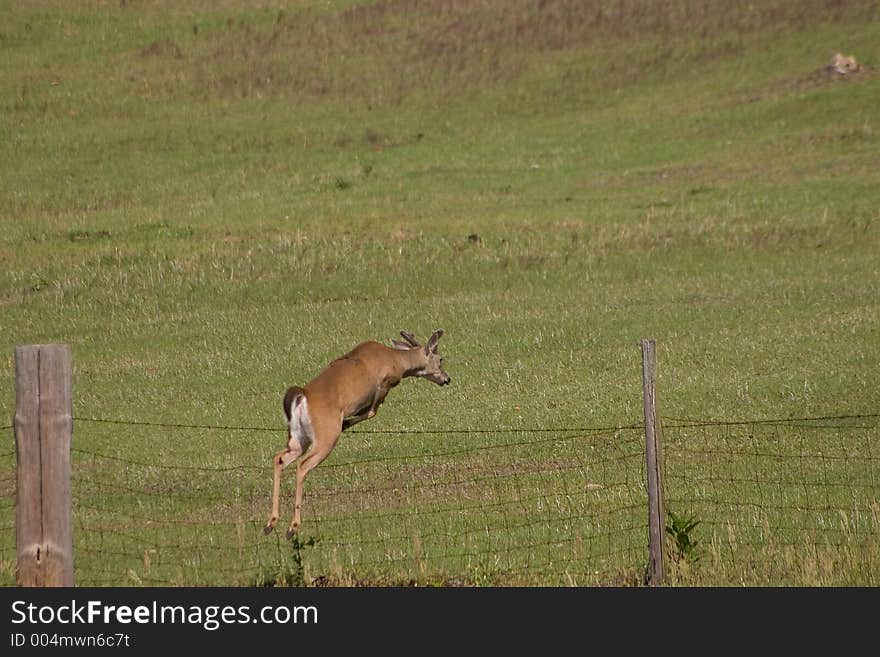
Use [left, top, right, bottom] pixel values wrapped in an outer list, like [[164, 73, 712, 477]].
[[641, 339, 665, 586], [14, 344, 74, 586]]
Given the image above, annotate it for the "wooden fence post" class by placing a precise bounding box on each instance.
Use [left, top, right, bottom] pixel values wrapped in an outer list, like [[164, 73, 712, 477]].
[[641, 339, 665, 586], [14, 344, 74, 587]]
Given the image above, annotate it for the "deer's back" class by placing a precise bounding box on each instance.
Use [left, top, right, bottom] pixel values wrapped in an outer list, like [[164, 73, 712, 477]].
[[304, 341, 396, 415]]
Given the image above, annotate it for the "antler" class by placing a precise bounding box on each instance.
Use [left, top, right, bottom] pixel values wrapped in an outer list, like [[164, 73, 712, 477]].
[[399, 331, 421, 347]]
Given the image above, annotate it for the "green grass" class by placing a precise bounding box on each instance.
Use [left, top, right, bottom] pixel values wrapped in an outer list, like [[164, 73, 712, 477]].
[[1, 0, 879, 586]]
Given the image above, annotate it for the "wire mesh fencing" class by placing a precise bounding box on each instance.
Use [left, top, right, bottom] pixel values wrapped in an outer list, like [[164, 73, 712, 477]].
[[7, 419, 648, 586], [299, 426, 648, 585], [662, 414, 880, 585], [2, 413, 877, 586]]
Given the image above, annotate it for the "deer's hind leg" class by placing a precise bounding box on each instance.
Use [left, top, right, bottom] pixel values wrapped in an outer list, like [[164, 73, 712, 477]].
[[264, 442, 302, 535], [287, 415, 343, 539], [267, 392, 316, 536], [286, 442, 335, 539]]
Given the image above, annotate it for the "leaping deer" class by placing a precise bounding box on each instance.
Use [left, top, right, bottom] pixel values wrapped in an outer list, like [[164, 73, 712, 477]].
[[264, 329, 451, 538]]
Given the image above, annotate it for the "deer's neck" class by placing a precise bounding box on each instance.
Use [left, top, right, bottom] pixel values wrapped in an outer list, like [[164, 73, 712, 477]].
[[396, 348, 426, 379]]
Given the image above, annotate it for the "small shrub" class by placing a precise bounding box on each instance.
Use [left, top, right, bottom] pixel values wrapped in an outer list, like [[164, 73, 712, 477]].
[[254, 535, 318, 587], [666, 509, 701, 563], [333, 176, 352, 191]]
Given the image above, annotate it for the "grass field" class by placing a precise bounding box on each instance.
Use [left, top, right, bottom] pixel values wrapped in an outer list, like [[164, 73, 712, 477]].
[[1, 0, 879, 585]]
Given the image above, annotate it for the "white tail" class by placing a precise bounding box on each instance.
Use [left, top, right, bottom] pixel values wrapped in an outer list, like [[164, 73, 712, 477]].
[[264, 330, 450, 538], [285, 389, 314, 453]]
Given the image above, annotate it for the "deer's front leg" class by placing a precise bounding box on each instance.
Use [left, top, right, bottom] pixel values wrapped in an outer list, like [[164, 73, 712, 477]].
[[341, 392, 382, 431], [342, 405, 379, 430], [342, 411, 371, 432], [361, 385, 392, 421]]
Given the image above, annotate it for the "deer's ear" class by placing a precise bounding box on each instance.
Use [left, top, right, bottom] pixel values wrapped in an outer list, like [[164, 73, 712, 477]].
[[391, 340, 411, 351], [426, 329, 444, 354]]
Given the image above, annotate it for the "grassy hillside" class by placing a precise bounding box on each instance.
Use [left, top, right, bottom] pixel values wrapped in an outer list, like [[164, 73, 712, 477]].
[[1, 0, 878, 585]]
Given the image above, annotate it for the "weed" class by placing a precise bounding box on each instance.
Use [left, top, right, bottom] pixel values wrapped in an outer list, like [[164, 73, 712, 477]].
[[333, 176, 353, 191], [254, 536, 318, 587], [666, 510, 702, 563]]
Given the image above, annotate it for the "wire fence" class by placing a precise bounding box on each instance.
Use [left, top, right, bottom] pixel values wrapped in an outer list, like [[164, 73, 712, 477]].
[[1, 413, 878, 586], [662, 414, 880, 584], [3, 418, 649, 586]]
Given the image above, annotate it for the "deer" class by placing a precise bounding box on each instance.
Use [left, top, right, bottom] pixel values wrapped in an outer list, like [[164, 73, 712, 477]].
[[264, 329, 451, 538]]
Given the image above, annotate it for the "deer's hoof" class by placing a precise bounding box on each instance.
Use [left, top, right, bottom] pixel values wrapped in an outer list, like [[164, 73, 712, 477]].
[[263, 520, 277, 535], [286, 526, 299, 540]]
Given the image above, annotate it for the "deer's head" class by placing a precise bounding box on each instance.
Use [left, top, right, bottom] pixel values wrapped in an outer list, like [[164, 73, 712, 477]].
[[392, 329, 451, 386]]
